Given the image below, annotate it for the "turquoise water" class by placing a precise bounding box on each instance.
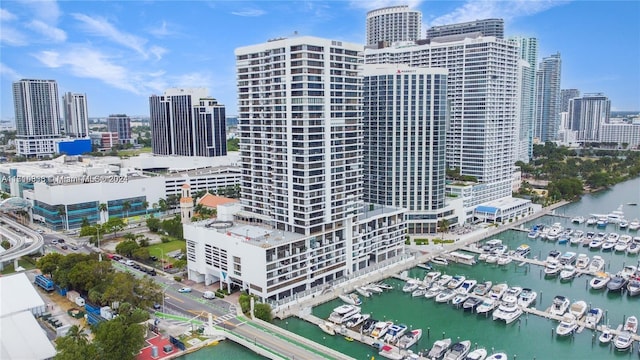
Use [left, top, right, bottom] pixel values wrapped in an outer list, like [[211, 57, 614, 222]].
[[178, 339, 267, 359], [187, 178, 640, 359]]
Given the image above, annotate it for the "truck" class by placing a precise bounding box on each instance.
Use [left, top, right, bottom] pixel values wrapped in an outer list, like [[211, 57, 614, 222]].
[[34, 275, 55, 291]]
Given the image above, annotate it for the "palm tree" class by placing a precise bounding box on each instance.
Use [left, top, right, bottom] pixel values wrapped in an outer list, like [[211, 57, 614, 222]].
[[57, 205, 67, 231], [66, 325, 89, 345], [122, 201, 131, 219], [98, 203, 108, 224], [142, 200, 149, 216]]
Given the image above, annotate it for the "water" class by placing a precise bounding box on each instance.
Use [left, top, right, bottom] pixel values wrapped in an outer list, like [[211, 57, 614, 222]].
[[190, 178, 640, 359]]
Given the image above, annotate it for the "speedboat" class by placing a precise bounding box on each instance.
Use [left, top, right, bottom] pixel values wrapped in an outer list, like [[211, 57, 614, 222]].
[[514, 244, 531, 258], [546, 249, 561, 261], [374, 282, 394, 290], [438, 274, 453, 287], [488, 283, 508, 300], [623, 316, 638, 333], [370, 321, 393, 339], [319, 321, 335, 335], [584, 308, 603, 328], [346, 313, 370, 328], [378, 344, 404, 360], [570, 231, 585, 245], [619, 219, 629, 229], [619, 265, 638, 280], [628, 219, 640, 231], [462, 296, 484, 312], [456, 279, 477, 294], [599, 326, 613, 344], [589, 272, 610, 290], [496, 254, 512, 265], [425, 284, 443, 299], [397, 328, 422, 349], [517, 288, 537, 308], [569, 300, 587, 319], [451, 293, 469, 307], [613, 332, 634, 351], [465, 348, 488, 360], [491, 245, 508, 256], [383, 323, 407, 343], [428, 338, 452, 359], [485, 254, 499, 264], [559, 252, 577, 265], [328, 304, 361, 324], [548, 295, 570, 316], [606, 275, 628, 292], [627, 278, 640, 296], [627, 238, 640, 254], [527, 230, 539, 239], [556, 314, 578, 336], [589, 238, 604, 249], [431, 256, 449, 266], [492, 296, 523, 324], [425, 271, 442, 285], [546, 223, 563, 240], [444, 340, 471, 360], [588, 256, 605, 272], [476, 298, 499, 315], [356, 287, 371, 298], [544, 259, 562, 277], [473, 281, 492, 297], [362, 318, 377, 334], [596, 217, 608, 228], [504, 286, 523, 299], [402, 279, 420, 293], [435, 289, 457, 303], [614, 235, 632, 252], [601, 239, 616, 252], [339, 293, 362, 305], [559, 265, 577, 281], [586, 216, 598, 226], [482, 239, 503, 252], [447, 275, 466, 290], [362, 284, 384, 294], [575, 254, 590, 269], [572, 216, 585, 224], [486, 353, 508, 360]]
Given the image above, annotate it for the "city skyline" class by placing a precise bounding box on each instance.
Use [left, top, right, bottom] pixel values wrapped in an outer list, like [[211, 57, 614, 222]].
[[1, 0, 639, 120]]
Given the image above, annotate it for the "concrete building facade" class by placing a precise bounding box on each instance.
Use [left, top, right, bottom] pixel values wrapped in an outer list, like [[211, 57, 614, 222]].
[[426, 18, 504, 39], [511, 37, 538, 162], [107, 114, 132, 144], [534, 53, 562, 142], [366, 5, 422, 46], [62, 92, 89, 138], [568, 93, 611, 142], [560, 88, 580, 113]]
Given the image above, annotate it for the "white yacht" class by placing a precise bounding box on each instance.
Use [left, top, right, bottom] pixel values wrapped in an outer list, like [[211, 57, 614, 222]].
[[627, 237, 640, 254], [589, 272, 610, 290], [451, 293, 469, 307], [428, 338, 452, 359], [438, 274, 453, 287], [319, 321, 335, 336], [513, 244, 531, 258], [328, 304, 361, 324], [435, 289, 457, 303], [613, 332, 634, 351], [482, 239, 503, 252], [504, 286, 523, 299], [402, 279, 420, 293], [465, 348, 488, 360], [492, 296, 523, 324], [571, 216, 586, 224], [456, 279, 477, 294], [345, 313, 370, 328], [548, 295, 570, 316], [517, 288, 537, 308], [424, 284, 443, 299], [546, 223, 564, 240], [619, 265, 638, 280], [424, 271, 442, 285], [584, 308, 603, 328], [383, 323, 407, 343], [473, 281, 492, 297], [607, 206, 625, 224], [623, 316, 638, 334], [486, 353, 508, 360], [570, 230, 585, 245], [497, 254, 512, 266], [431, 256, 449, 266], [555, 314, 578, 336], [586, 216, 598, 226], [412, 286, 428, 298], [476, 298, 499, 315], [370, 321, 393, 339], [356, 287, 371, 298], [599, 326, 613, 344], [614, 235, 632, 252], [627, 278, 640, 296], [559, 251, 577, 265], [575, 254, 590, 269], [588, 256, 605, 272], [488, 283, 508, 300], [339, 293, 362, 306], [362, 284, 384, 294], [628, 218, 640, 230], [544, 259, 562, 277], [444, 340, 471, 360], [397, 328, 422, 349], [559, 265, 577, 281], [485, 254, 499, 264], [447, 275, 466, 290], [569, 300, 588, 319]]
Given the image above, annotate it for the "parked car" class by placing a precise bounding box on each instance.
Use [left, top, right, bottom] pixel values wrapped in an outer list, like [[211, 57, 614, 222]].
[[153, 303, 161, 310], [57, 239, 65, 243], [146, 268, 157, 276], [125, 260, 134, 266], [60, 245, 68, 250], [70, 245, 78, 251], [51, 239, 58, 245], [150, 256, 158, 261], [178, 287, 192, 293]]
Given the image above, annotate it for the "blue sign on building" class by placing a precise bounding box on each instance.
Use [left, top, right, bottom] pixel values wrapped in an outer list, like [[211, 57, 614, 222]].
[[58, 139, 92, 155]]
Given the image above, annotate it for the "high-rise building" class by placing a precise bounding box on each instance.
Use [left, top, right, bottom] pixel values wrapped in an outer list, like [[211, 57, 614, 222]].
[[363, 64, 453, 233], [511, 37, 538, 162], [149, 88, 227, 157], [62, 92, 89, 138], [12, 79, 62, 156], [534, 53, 562, 143], [568, 93, 611, 142], [426, 18, 504, 39], [181, 36, 407, 302], [107, 114, 132, 145], [561, 88, 580, 113], [365, 34, 521, 207], [366, 5, 422, 47]]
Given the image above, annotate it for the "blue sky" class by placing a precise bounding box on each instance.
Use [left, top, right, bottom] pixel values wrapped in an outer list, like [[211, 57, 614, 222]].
[[1, 0, 638, 120]]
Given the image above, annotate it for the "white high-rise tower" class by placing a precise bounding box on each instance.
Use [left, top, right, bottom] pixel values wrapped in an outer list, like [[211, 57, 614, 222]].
[[366, 5, 422, 47], [62, 92, 89, 137]]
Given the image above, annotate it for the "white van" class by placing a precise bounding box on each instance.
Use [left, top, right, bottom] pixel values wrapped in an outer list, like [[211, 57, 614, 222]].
[[203, 291, 216, 299]]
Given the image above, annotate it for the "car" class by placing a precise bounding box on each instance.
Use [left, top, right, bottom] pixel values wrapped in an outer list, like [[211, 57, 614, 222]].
[[36, 229, 44, 234], [60, 245, 68, 250], [70, 245, 78, 251], [57, 239, 65, 243], [150, 256, 158, 261], [132, 263, 140, 269], [148, 269, 156, 276], [112, 255, 122, 261], [51, 239, 58, 245], [119, 259, 127, 264], [125, 260, 134, 266], [178, 287, 192, 293], [153, 303, 161, 310], [163, 263, 173, 270]]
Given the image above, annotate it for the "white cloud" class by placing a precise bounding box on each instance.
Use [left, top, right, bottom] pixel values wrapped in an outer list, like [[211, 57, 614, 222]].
[[231, 9, 266, 17], [72, 13, 150, 58], [0, 8, 18, 22], [149, 45, 168, 60], [0, 26, 29, 46], [28, 20, 67, 42], [428, 0, 567, 27], [0, 62, 23, 80], [21, 0, 62, 23], [349, 0, 423, 11], [171, 72, 214, 88], [148, 20, 173, 38]]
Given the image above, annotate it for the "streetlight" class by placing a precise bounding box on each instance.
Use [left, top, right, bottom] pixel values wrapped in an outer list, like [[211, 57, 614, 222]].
[[162, 283, 171, 314]]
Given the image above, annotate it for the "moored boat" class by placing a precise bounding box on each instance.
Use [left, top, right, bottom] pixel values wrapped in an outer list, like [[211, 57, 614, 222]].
[[548, 295, 570, 316], [559, 251, 577, 265], [473, 281, 492, 297], [356, 287, 371, 298], [555, 314, 578, 336], [466, 348, 488, 360], [383, 323, 407, 343], [514, 244, 531, 258], [431, 256, 449, 266], [447, 275, 466, 290], [572, 216, 585, 224], [517, 288, 537, 308], [569, 300, 587, 319], [544, 259, 562, 277], [438, 274, 453, 287], [462, 296, 484, 312], [488, 283, 508, 300], [435, 289, 457, 303], [371, 321, 393, 339], [424, 271, 442, 285], [451, 293, 470, 307], [575, 254, 590, 269], [486, 353, 508, 360], [560, 265, 577, 281], [589, 272, 610, 290], [606, 275, 628, 292], [428, 338, 452, 359], [598, 326, 613, 344], [492, 296, 523, 324], [339, 293, 362, 305], [346, 312, 370, 328], [319, 321, 336, 335], [584, 308, 603, 328], [397, 328, 422, 349], [424, 284, 443, 299], [613, 332, 634, 351], [402, 279, 420, 293], [456, 279, 477, 294], [444, 340, 471, 360], [378, 344, 404, 360], [627, 278, 640, 296], [623, 316, 638, 334], [476, 298, 498, 315], [586, 216, 598, 226], [328, 304, 361, 324], [588, 256, 605, 272], [412, 286, 428, 297]]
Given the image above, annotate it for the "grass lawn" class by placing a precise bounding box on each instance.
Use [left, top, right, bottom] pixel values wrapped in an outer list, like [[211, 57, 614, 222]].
[[117, 147, 152, 156], [147, 241, 185, 262], [1, 258, 37, 275]]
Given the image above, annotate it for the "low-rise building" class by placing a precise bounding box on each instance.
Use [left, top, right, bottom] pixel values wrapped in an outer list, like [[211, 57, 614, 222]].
[[473, 197, 534, 224]]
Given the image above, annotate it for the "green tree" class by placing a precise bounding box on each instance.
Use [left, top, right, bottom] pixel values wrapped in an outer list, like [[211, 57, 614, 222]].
[[36, 252, 63, 278], [1, 239, 10, 250], [146, 216, 161, 232], [141, 200, 149, 215], [57, 205, 67, 231], [115, 240, 140, 258], [93, 306, 147, 360], [254, 303, 273, 322], [98, 203, 108, 223], [54, 325, 98, 360], [104, 217, 125, 237], [122, 201, 131, 219]]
